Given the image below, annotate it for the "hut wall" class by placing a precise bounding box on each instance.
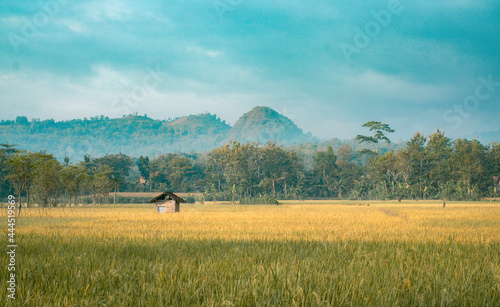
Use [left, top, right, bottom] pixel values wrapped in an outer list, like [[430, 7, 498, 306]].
[[156, 200, 178, 213]]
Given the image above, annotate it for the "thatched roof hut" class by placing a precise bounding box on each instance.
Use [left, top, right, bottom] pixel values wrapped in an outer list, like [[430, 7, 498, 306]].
[[149, 191, 186, 213]]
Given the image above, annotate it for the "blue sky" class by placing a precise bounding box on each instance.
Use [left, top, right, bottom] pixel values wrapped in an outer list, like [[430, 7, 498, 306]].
[[1, 0, 499, 140]]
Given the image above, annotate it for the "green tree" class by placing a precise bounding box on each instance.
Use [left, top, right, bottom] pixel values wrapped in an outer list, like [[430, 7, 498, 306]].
[[405, 132, 428, 199], [87, 166, 113, 205], [488, 143, 500, 195], [206, 146, 229, 192], [0, 143, 18, 156], [487, 143, 500, 174], [60, 164, 88, 206], [336, 144, 356, 167], [217, 142, 256, 198], [314, 146, 337, 197], [370, 151, 410, 200], [355, 121, 395, 156], [33, 155, 62, 207], [0, 144, 18, 197], [93, 154, 133, 203], [425, 130, 453, 198], [15, 116, 28, 125], [452, 139, 487, 199], [260, 142, 301, 198], [168, 156, 192, 191], [138, 156, 150, 182], [5, 151, 39, 207]]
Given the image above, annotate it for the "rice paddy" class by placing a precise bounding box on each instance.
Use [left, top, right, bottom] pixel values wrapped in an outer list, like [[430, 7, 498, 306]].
[[1, 200, 500, 306]]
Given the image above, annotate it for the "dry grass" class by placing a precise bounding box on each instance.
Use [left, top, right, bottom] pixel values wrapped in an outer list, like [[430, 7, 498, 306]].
[[1, 200, 499, 306]]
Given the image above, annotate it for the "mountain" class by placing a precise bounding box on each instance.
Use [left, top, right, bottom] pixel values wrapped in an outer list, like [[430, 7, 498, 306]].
[[0, 113, 231, 161], [0, 107, 316, 161], [167, 114, 231, 136], [225, 106, 316, 144]]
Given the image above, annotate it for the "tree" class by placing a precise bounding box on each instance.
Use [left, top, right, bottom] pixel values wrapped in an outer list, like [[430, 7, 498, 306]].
[[0, 144, 18, 196], [87, 166, 114, 205], [314, 146, 337, 197], [0, 143, 18, 156], [405, 132, 428, 199], [489, 143, 500, 196], [260, 142, 301, 198], [452, 139, 487, 199], [5, 151, 39, 207], [211, 142, 259, 198], [425, 130, 453, 198], [370, 151, 410, 200], [168, 156, 192, 191], [206, 147, 227, 192], [261, 142, 286, 195], [33, 155, 62, 207], [336, 144, 355, 167], [60, 164, 88, 206], [138, 156, 150, 182], [355, 121, 395, 156], [15, 116, 28, 125], [93, 154, 133, 203]]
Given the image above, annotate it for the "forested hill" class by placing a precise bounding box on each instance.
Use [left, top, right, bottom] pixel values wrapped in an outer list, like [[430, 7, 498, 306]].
[[226, 106, 316, 144], [0, 107, 317, 161], [0, 113, 229, 161]]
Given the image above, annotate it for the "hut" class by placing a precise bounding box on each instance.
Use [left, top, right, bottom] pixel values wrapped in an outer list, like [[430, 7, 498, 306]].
[[149, 191, 186, 213]]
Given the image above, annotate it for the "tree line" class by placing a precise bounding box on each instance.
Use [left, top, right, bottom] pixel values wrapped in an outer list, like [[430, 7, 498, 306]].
[[1, 122, 499, 206]]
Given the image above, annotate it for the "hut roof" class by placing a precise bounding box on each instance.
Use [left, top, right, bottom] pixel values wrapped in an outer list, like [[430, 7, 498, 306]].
[[149, 191, 186, 203]]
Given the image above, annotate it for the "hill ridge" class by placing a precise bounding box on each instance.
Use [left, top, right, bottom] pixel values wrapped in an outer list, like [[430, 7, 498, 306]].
[[0, 107, 316, 160]]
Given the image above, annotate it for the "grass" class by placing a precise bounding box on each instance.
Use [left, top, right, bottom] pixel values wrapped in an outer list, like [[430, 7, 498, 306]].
[[1, 200, 499, 306]]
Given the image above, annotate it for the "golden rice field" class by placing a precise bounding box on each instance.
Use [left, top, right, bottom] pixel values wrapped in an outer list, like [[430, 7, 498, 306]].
[[1, 200, 500, 306]]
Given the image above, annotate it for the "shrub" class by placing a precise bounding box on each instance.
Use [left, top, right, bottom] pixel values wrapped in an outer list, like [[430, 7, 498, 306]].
[[183, 195, 197, 204], [239, 195, 279, 205]]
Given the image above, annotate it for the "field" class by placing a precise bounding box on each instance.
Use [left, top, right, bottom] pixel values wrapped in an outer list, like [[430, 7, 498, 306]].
[[1, 201, 500, 306]]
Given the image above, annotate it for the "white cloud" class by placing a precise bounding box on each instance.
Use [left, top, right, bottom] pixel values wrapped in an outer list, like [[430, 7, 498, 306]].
[[341, 70, 459, 105], [56, 18, 86, 33], [80, 0, 133, 22], [186, 45, 223, 59], [89, 64, 132, 89]]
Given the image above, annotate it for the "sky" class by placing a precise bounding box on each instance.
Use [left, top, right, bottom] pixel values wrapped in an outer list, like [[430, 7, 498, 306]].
[[0, 0, 499, 141]]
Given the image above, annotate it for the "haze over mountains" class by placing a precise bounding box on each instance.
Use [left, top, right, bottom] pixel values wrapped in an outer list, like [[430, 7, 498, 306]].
[[2, 105, 498, 163], [0, 106, 318, 161]]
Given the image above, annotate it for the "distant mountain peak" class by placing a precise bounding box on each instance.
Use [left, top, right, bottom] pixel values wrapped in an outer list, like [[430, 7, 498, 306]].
[[225, 106, 315, 144]]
